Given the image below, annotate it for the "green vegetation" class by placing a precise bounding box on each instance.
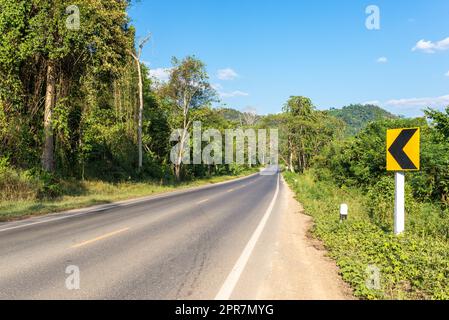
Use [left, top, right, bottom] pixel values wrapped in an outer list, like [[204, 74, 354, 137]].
[[216, 108, 244, 123], [284, 171, 449, 300], [327, 104, 398, 136], [0, 2, 262, 218], [259, 96, 345, 173], [282, 105, 449, 300], [316, 113, 449, 207]]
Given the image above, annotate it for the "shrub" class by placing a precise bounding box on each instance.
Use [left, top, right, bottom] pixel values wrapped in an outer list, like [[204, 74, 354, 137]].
[[366, 176, 418, 231], [0, 157, 37, 201], [284, 170, 449, 300], [0, 158, 62, 201], [33, 170, 63, 199]]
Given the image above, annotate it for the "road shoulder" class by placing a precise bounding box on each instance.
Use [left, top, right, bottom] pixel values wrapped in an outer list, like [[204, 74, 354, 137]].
[[257, 176, 354, 300]]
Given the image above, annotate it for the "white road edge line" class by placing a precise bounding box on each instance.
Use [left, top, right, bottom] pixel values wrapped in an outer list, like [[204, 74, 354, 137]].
[[215, 173, 280, 300], [0, 211, 96, 233]]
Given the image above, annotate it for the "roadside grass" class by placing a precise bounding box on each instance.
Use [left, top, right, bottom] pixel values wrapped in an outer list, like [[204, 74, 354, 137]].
[[0, 169, 258, 222], [283, 170, 449, 300]]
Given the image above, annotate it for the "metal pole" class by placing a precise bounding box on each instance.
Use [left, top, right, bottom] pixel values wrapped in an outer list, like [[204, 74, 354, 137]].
[[394, 172, 405, 235]]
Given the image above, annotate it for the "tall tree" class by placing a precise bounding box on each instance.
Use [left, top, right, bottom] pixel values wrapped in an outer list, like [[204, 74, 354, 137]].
[[283, 96, 315, 172], [161, 56, 216, 180], [129, 33, 151, 170], [281, 96, 343, 173]]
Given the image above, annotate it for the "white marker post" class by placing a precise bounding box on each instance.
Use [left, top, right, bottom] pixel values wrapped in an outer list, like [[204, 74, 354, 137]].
[[340, 204, 348, 222], [394, 172, 405, 235]]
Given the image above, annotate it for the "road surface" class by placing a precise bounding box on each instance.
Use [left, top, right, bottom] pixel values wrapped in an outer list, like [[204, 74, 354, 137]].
[[0, 170, 351, 300]]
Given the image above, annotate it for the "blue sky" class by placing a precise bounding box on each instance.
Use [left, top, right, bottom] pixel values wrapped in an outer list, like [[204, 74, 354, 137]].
[[128, 0, 449, 117]]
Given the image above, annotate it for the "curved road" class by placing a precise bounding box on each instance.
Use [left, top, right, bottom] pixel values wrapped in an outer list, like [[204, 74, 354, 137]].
[[0, 171, 284, 300]]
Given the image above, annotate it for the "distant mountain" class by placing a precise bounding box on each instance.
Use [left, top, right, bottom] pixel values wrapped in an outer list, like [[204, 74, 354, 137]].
[[216, 108, 261, 125], [326, 104, 398, 136], [216, 108, 243, 123]]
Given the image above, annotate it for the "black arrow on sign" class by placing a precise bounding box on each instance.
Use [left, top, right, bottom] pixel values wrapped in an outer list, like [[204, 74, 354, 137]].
[[388, 129, 418, 170]]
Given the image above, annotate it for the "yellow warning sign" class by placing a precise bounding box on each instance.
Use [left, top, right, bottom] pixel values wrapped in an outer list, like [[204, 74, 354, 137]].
[[387, 128, 420, 171]]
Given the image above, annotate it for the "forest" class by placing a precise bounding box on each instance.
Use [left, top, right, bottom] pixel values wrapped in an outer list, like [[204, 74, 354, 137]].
[[0, 1, 263, 204]]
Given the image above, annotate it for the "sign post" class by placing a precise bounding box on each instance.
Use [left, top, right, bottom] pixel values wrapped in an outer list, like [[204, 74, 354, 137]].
[[387, 128, 420, 235], [394, 172, 405, 235]]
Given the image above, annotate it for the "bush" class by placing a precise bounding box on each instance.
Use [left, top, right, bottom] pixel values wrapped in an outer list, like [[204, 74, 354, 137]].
[[366, 176, 418, 230], [284, 170, 449, 300], [408, 204, 449, 240], [33, 170, 63, 199], [0, 157, 62, 201], [0, 157, 37, 201], [315, 117, 449, 207]]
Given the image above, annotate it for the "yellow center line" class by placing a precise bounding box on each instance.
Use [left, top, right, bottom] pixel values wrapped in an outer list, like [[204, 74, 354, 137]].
[[197, 199, 210, 205], [228, 184, 250, 193], [71, 227, 130, 249]]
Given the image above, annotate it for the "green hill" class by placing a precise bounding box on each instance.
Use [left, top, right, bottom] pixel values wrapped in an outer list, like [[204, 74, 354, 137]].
[[326, 104, 398, 136], [216, 108, 243, 123]]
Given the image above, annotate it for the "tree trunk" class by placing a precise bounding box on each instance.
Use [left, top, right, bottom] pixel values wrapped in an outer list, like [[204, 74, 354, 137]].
[[300, 135, 306, 173], [288, 137, 295, 173], [136, 60, 144, 169], [289, 152, 294, 173], [42, 62, 56, 172], [174, 127, 188, 181], [302, 152, 307, 172], [174, 164, 181, 181]]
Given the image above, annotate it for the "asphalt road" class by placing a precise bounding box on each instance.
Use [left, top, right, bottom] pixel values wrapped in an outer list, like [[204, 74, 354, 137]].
[[0, 170, 284, 300]]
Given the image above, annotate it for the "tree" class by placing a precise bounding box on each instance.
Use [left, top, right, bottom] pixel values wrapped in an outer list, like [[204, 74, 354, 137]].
[[0, 0, 133, 172], [42, 61, 57, 171], [241, 107, 259, 126], [161, 56, 216, 180], [279, 96, 345, 173], [129, 33, 151, 170], [283, 96, 314, 117], [425, 106, 449, 140], [283, 96, 315, 172]]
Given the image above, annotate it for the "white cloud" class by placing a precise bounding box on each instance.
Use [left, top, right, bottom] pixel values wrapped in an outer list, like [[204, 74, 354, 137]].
[[213, 82, 248, 99], [211, 83, 223, 91], [412, 37, 449, 53], [217, 68, 239, 81], [219, 90, 249, 98], [385, 94, 449, 108], [377, 57, 388, 63], [445, 71, 449, 77], [363, 100, 381, 105], [149, 68, 172, 82]]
